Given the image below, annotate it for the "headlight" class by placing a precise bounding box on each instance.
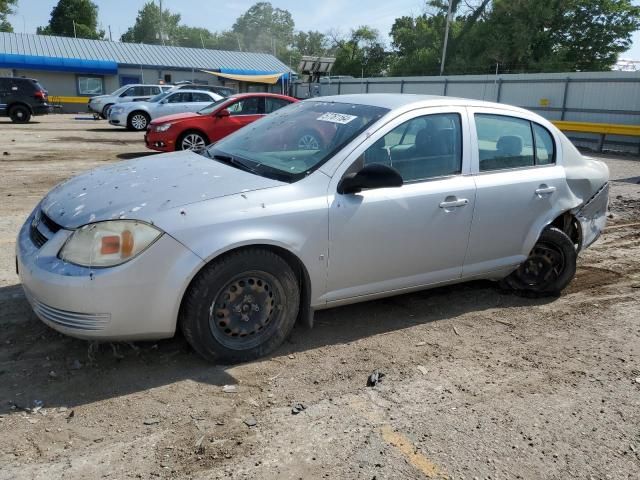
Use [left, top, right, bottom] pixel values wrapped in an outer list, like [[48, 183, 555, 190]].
[[155, 123, 172, 132], [59, 220, 162, 268]]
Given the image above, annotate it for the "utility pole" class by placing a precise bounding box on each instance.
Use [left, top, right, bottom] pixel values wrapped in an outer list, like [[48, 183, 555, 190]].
[[72, 20, 77, 38], [108, 25, 113, 41], [439, 0, 453, 76], [159, 0, 165, 45]]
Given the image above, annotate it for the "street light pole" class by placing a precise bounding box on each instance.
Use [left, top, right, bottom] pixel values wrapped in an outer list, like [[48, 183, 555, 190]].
[[439, 0, 453, 76]]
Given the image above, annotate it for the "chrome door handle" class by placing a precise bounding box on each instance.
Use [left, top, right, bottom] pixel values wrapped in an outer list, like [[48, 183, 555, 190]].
[[439, 198, 469, 208], [535, 186, 556, 196]]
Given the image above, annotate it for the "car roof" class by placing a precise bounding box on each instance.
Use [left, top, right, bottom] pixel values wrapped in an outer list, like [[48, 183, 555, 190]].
[[167, 89, 217, 95], [307, 93, 531, 115]]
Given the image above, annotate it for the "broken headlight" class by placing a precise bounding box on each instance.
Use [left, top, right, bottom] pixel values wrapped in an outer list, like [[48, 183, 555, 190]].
[[59, 220, 162, 268]]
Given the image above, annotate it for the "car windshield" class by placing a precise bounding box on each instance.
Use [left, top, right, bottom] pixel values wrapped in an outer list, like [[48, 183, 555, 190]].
[[110, 85, 130, 96], [198, 97, 231, 115], [205, 101, 389, 183], [147, 92, 171, 103]]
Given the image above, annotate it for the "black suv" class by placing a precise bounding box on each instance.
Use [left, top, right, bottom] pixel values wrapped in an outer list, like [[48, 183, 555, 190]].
[[0, 77, 51, 123]]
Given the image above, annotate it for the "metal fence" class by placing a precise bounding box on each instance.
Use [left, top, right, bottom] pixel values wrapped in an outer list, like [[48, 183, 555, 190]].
[[292, 71, 640, 153]]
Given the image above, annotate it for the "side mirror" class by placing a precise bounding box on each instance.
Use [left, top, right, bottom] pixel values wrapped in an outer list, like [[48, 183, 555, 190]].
[[337, 163, 403, 195], [217, 108, 231, 118]]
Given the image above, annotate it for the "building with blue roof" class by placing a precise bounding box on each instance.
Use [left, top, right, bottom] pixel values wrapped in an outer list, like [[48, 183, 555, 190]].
[[0, 32, 293, 112]]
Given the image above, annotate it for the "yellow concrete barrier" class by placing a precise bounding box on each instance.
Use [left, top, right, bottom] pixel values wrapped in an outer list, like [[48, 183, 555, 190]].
[[49, 96, 89, 104], [552, 120, 640, 137]]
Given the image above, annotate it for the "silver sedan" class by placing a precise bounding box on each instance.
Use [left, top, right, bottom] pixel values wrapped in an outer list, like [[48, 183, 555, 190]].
[[17, 94, 609, 362], [108, 89, 222, 131]]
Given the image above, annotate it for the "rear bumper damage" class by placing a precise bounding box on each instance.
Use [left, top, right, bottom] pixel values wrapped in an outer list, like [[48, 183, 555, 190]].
[[574, 182, 609, 250]]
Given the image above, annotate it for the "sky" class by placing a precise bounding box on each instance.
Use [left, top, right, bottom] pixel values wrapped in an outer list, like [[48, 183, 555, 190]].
[[8, 0, 640, 60]]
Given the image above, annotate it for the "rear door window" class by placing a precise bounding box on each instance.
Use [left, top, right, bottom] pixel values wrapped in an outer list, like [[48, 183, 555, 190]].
[[475, 114, 535, 171], [265, 97, 292, 113], [533, 123, 555, 165]]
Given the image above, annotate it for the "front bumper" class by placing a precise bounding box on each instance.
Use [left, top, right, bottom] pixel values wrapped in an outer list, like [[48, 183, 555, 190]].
[[17, 209, 204, 341], [108, 110, 127, 126], [145, 130, 174, 152]]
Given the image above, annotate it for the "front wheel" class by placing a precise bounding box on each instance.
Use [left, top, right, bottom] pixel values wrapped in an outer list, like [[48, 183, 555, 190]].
[[180, 249, 300, 363], [503, 227, 577, 296], [127, 111, 150, 131], [179, 131, 208, 152], [9, 105, 31, 123]]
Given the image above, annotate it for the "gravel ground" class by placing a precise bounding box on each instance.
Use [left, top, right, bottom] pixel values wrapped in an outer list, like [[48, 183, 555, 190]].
[[0, 115, 639, 480]]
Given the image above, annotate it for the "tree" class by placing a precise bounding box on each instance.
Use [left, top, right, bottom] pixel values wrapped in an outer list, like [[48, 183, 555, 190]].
[[37, 0, 104, 39], [331, 26, 388, 77], [0, 0, 17, 32], [231, 2, 295, 62], [120, 1, 180, 45], [390, 0, 640, 75]]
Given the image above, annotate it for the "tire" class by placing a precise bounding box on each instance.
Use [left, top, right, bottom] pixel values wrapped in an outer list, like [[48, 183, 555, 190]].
[[101, 104, 114, 119], [297, 130, 322, 150], [180, 248, 300, 363], [178, 131, 209, 152], [9, 105, 31, 123], [127, 111, 150, 131], [503, 227, 577, 296]]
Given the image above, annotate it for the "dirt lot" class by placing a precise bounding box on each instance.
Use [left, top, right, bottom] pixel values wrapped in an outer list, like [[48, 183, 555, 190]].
[[0, 114, 639, 480]]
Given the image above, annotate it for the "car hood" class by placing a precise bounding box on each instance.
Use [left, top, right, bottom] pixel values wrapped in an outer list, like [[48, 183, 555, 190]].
[[40, 150, 285, 229], [151, 112, 200, 125]]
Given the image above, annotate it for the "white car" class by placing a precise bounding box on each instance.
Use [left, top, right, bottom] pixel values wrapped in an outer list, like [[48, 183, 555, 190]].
[[18, 94, 609, 363], [108, 90, 223, 131], [88, 84, 172, 119]]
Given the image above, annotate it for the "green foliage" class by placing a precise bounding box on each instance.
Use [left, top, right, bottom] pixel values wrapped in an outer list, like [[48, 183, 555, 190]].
[[37, 0, 104, 39], [331, 26, 388, 77], [391, 0, 640, 75], [0, 0, 16, 32], [120, 1, 180, 44]]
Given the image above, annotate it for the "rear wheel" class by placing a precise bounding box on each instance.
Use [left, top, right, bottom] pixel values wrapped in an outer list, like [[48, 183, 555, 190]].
[[179, 131, 208, 152], [127, 111, 150, 131], [180, 248, 300, 363], [503, 227, 576, 296], [9, 105, 31, 123]]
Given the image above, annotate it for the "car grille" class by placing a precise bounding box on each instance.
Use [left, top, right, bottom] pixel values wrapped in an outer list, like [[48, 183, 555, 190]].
[[29, 209, 62, 248], [28, 294, 111, 331]]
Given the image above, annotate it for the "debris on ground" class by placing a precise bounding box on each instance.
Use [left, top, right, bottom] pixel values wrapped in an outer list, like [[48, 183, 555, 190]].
[[195, 435, 206, 454], [367, 369, 385, 387], [222, 385, 238, 393], [243, 416, 257, 427], [291, 403, 306, 415], [143, 418, 160, 425], [417, 365, 428, 375]]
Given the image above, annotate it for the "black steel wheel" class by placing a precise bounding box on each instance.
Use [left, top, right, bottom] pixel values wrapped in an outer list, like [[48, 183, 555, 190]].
[[503, 227, 577, 296], [180, 248, 300, 363], [9, 105, 31, 123]]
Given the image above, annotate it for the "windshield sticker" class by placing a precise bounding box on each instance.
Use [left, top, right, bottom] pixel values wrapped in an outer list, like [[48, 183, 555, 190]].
[[316, 112, 358, 124]]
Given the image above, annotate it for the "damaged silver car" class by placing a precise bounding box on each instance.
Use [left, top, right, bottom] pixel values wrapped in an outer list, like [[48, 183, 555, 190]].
[[17, 94, 609, 362]]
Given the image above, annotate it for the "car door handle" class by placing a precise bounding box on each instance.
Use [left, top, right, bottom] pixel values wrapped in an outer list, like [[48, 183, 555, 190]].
[[535, 186, 556, 196], [439, 198, 469, 208]]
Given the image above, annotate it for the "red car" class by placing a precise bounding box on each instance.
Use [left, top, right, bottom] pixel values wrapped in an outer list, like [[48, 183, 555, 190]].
[[145, 93, 298, 152]]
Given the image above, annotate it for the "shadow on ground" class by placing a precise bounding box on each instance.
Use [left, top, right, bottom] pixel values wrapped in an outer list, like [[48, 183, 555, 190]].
[[0, 279, 553, 414]]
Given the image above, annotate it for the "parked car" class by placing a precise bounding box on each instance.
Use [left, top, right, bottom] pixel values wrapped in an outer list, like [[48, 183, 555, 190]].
[[88, 84, 173, 119], [109, 90, 223, 131], [170, 83, 236, 97], [17, 94, 609, 363], [0, 76, 51, 123], [145, 93, 297, 152]]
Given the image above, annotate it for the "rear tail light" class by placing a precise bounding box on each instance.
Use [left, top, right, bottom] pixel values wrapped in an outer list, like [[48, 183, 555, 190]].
[[34, 90, 48, 101]]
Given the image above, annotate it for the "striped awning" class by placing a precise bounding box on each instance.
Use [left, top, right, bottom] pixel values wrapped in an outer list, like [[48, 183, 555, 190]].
[[202, 69, 287, 85]]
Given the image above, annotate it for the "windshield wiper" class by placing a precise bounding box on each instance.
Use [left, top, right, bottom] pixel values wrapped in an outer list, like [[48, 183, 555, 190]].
[[211, 153, 259, 175]]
